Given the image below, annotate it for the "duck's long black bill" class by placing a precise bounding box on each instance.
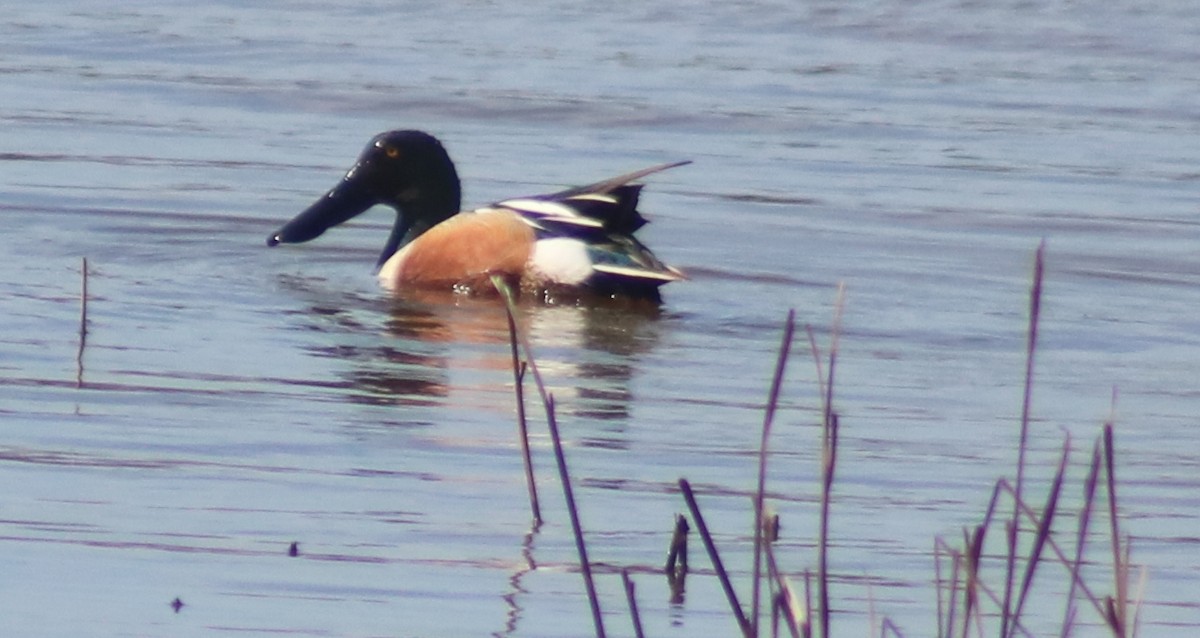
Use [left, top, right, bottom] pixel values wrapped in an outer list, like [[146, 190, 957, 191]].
[[267, 177, 380, 246]]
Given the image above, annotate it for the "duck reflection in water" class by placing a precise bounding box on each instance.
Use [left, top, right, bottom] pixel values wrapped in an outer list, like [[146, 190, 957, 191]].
[[280, 278, 666, 435], [386, 290, 665, 430]]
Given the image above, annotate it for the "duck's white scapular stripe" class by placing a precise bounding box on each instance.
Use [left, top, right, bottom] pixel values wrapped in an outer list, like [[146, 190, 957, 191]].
[[529, 238, 593, 285], [494, 199, 606, 229], [593, 264, 685, 282], [564, 193, 619, 204], [543, 216, 604, 228], [497, 198, 581, 218]]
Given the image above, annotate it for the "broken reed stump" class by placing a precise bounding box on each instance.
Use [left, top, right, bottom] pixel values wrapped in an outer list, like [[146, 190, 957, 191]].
[[665, 513, 690, 601], [76, 257, 89, 388]]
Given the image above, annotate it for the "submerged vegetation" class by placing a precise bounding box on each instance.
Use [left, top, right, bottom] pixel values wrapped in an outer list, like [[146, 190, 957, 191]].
[[493, 242, 1141, 638]]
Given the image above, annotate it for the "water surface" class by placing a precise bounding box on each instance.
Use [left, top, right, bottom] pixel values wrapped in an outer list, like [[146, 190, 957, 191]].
[[3, 1, 1199, 635]]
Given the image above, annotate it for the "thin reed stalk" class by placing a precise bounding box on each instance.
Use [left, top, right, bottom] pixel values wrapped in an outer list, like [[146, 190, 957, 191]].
[[816, 283, 845, 638], [500, 295, 542, 526], [1061, 439, 1102, 638], [948, 470, 1116, 638], [752, 309, 796, 635], [492, 277, 605, 638], [763, 515, 803, 638], [804, 326, 825, 403], [997, 478, 1108, 620], [1003, 240, 1045, 638], [934, 538, 962, 638], [803, 571, 813, 638], [621, 569, 645, 638], [773, 586, 804, 638], [943, 448, 1121, 636], [1103, 423, 1126, 637], [772, 593, 782, 638], [770, 583, 804, 638], [1009, 435, 1071, 633], [934, 542, 946, 638], [1129, 564, 1147, 637], [679, 478, 753, 637], [780, 581, 806, 638], [881, 617, 905, 638], [961, 525, 984, 638], [534, 390, 603, 636]]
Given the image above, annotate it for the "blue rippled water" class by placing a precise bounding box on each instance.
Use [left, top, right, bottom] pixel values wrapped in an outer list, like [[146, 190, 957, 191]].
[[2, 1, 1198, 635]]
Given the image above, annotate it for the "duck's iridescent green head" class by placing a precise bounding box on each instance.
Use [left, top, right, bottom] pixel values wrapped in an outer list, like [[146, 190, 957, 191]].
[[267, 130, 462, 267]]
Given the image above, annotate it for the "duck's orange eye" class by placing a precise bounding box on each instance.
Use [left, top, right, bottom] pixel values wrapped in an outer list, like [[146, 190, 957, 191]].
[[384, 146, 400, 159]]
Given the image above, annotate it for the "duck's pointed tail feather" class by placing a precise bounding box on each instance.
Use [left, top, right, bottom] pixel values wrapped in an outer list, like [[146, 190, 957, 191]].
[[547, 160, 692, 199]]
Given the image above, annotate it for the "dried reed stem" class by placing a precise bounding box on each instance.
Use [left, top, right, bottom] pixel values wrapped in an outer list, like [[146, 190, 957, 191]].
[[492, 276, 605, 638], [1003, 240, 1045, 638], [805, 325, 825, 404], [1129, 563, 1147, 638], [933, 538, 963, 638], [679, 478, 753, 637], [752, 309, 796, 635], [881, 617, 905, 637]]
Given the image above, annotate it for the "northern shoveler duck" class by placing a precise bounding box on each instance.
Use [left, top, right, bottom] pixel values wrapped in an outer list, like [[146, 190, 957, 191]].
[[267, 130, 687, 301]]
